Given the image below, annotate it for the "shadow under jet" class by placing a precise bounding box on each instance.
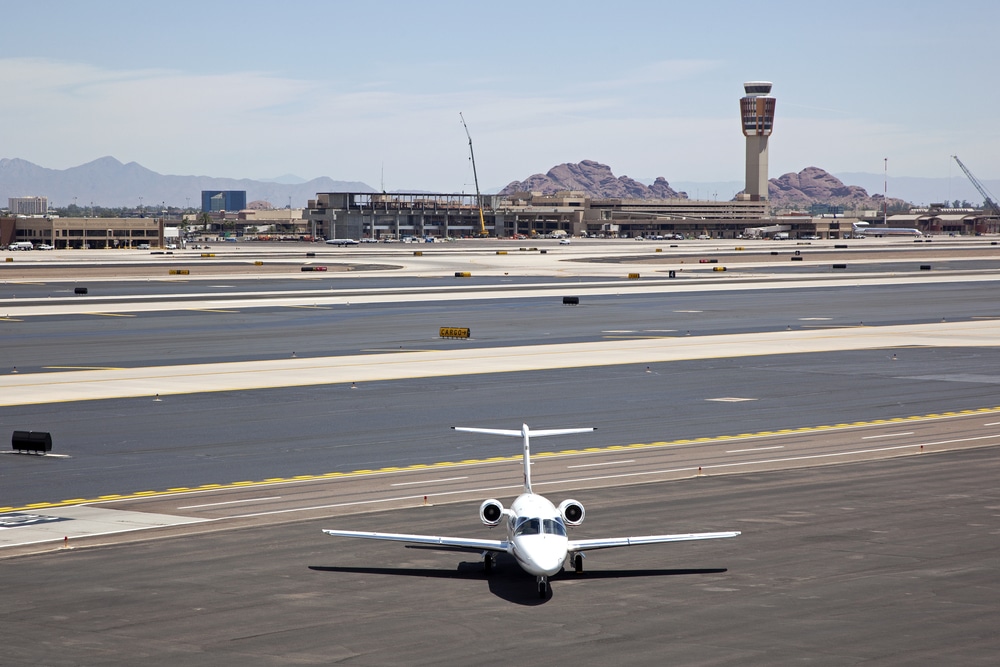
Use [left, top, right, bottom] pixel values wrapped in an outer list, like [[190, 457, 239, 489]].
[[309, 557, 728, 606]]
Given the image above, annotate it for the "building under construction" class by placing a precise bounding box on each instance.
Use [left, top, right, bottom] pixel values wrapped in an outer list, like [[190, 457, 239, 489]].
[[305, 190, 771, 240]]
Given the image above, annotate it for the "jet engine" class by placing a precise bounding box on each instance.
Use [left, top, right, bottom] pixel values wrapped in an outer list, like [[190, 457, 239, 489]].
[[558, 499, 585, 526], [479, 499, 505, 526]]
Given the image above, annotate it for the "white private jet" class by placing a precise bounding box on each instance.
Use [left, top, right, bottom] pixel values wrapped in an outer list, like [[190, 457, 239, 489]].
[[323, 424, 740, 598], [325, 238, 359, 246]]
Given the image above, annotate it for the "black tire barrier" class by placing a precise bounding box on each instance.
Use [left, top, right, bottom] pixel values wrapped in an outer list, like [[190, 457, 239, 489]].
[[563, 296, 579, 305], [832, 264, 847, 269], [920, 265, 931, 270], [771, 251, 779, 255], [306, 252, 316, 257], [74, 287, 88, 295], [791, 256, 803, 261], [540, 249, 547, 254], [12, 430, 52, 454], [835, 244, 848, 249]]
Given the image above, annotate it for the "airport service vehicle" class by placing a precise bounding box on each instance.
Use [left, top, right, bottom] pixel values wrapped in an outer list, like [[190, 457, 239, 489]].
[[325, 238, 359, 246], [8, 242, 34, 250], [324, 424, 740, 598], [36, 244, 54, 250]]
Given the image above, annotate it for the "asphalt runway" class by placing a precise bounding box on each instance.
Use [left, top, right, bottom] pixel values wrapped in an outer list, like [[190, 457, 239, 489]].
[[3, 341, 1000, 509], [3, 240, 1000, 663], [3, 447, 997, 665], [4, 280, 1000, 372]]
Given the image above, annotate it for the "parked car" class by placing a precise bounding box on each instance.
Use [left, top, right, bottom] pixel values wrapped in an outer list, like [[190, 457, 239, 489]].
[[36, 244, 54, 250]]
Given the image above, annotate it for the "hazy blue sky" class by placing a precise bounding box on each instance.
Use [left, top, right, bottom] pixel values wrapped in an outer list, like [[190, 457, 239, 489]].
[[2, 0, 997, 191]]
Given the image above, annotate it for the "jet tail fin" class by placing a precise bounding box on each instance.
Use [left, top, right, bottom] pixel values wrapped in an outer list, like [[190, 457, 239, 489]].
[[453, 424, 595, 493]]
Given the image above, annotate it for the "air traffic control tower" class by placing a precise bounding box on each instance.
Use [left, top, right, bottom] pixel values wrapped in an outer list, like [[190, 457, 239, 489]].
[[739, 81, 775, 201]]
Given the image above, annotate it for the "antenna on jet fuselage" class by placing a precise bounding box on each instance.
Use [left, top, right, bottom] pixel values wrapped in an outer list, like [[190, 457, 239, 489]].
[[452, 424, 596, 493]]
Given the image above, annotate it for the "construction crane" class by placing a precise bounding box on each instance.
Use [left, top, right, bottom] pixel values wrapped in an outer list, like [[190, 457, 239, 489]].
[[952, 155, 1000, 216], [459, 112, 489, 237]]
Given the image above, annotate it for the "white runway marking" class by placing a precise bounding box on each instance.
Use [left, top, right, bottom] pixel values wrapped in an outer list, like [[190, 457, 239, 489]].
[[726, 446, 785, 453], [178, 496, 282, 509], [861, 432, 914, 440], [567, 460, 636, 469]]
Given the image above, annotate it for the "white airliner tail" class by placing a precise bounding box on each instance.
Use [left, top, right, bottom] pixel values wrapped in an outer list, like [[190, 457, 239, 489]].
[[452, 424, 595, 493]]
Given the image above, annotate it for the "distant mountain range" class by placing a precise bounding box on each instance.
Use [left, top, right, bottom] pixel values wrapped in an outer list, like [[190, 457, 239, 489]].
[[2, 155, 996, 211], [0, 157, 374, 209]]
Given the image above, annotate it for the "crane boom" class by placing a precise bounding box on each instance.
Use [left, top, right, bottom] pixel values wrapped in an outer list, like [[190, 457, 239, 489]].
[[952, 155, 1000, 215], [460, 112, 488, 237]]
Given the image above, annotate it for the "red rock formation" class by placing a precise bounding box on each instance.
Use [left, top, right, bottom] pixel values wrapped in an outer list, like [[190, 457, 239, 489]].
[[500, 160, 685, 199]]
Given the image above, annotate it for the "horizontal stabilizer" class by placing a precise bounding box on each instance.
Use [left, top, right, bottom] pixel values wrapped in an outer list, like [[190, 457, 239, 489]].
[[452, 425, 595, 438]]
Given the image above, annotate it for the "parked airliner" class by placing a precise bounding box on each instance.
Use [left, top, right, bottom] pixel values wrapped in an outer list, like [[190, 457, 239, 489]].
[[323, 424, 740, 598], [325, 238, 359, 246]]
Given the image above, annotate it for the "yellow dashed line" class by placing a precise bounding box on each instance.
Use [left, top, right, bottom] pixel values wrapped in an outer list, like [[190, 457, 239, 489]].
[[6, 406, 1000, 514], [85, 313, 136, 318]]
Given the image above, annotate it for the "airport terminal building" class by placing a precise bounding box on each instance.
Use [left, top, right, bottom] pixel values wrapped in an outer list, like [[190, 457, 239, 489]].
[[0, 216, 164, 249]]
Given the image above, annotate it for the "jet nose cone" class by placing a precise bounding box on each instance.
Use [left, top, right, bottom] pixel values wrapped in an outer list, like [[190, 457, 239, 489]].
[[518, 540, 565, 576]]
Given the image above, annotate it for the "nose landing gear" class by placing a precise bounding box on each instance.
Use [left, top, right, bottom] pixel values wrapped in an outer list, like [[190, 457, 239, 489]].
[[537, 576, 549, 598]]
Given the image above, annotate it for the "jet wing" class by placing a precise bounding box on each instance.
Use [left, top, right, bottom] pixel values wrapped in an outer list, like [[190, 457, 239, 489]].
[[569, 531, 740, 553], [323, 529, 508, 553]]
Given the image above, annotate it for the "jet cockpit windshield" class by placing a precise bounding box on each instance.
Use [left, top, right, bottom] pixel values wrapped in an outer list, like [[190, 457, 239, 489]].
[[514, 517, 567, 537]]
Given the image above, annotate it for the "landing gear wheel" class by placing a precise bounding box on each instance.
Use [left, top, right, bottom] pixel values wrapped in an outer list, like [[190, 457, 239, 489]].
[[574, 554, 584, 574], [484, 554, 493, 575], [538, 579, 548, 599]]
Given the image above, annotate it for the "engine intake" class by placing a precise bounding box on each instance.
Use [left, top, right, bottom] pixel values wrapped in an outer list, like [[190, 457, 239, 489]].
[[480, 499, 504, 526], [558, 499, 585, 526]]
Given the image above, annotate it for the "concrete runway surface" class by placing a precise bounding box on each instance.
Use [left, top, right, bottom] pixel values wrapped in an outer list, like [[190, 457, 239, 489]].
[[1, 447, 997, 666]]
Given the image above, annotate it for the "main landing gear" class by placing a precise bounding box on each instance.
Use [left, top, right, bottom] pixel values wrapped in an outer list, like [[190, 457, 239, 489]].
[[483, 553, 495, 575], [573, 553, 584, 574]]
